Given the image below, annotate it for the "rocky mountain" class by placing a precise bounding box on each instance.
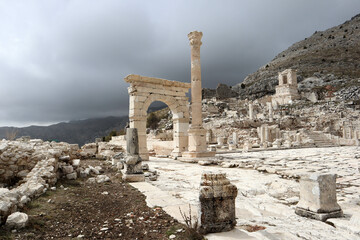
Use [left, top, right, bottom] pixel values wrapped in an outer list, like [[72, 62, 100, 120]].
[[0, 116, 128, 146], [233, 14, 360, 100]]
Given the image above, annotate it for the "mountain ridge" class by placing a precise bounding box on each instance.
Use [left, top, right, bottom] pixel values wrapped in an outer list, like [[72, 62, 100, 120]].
[[233, 13, 360, 100], [0, 116, 128, 146]]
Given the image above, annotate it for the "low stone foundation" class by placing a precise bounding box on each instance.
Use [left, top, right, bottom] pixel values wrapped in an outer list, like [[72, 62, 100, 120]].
[[0, 139, 79, 186], [0, 139, 84, 225]]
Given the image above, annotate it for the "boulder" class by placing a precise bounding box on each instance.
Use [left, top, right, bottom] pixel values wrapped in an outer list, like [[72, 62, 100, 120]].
[[6, 212, 28, 229]]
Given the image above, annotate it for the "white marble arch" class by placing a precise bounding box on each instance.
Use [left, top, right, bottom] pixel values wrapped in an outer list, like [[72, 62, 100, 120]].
[[125, 74, 190, 160]]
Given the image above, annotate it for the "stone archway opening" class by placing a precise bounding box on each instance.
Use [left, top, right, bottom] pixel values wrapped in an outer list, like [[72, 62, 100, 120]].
[[125, 74, 191, 160], [146, 101, 175, 156]]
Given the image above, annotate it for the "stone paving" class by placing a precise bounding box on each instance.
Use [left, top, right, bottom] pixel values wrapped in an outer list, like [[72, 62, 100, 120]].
[[139, 146, 360, 239]]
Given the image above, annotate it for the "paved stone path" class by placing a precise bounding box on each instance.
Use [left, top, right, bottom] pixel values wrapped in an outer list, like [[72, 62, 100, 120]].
[[133, 146, 360, 239]]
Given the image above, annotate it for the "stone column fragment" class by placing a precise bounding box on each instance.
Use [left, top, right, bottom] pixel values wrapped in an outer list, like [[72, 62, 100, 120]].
[[232, 132, 238, 145], [249, 102, 254, 120], [122, 128, 145, 182], [199, 172, 238, 234], [295, 173, 342, 221]]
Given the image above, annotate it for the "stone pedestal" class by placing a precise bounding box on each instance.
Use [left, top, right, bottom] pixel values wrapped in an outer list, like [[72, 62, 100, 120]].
[[272, 139, 281, 148], [199, 172, 238, 234], [295, 174, 342, 221], [122, 128, 145, 182], [284, 140, 292, 148], [182, 31, 215, 159], [243, 141, 252, 152]]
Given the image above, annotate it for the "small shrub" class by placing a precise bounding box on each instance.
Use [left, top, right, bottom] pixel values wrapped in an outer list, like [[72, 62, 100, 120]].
[[179, 205, 204, 240], [146, 112, 160, 130]]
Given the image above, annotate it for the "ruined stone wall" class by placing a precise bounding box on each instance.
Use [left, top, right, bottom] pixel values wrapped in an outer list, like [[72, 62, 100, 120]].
[[0, 139, 79, 185], [0, 139, 87, 225]]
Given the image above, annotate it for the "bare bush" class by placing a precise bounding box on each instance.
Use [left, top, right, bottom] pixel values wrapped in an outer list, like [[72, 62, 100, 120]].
[[5, 129, 18, 140]]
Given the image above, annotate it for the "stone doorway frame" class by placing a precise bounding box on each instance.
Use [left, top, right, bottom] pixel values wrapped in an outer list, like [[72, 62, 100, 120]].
[[125, 74, 191, 160]]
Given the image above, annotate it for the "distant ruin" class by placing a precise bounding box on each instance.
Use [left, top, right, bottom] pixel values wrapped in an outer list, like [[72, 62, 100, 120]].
[[271, 69, 300, 105]]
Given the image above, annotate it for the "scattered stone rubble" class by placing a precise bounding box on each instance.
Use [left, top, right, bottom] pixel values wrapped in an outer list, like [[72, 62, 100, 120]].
[[0, 139, 79, 185], [0, 138, 115, 226], [145, 146, 360, 239], [80, 141, 123, 160]]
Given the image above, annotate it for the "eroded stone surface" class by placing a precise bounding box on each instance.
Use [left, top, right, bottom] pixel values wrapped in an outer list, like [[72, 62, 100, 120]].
[[122, 128, 144, 182], [5, 212, 28, 229], [199, 172, 237, 234], [144, 146, 360, 239], [296, 173, 342, 221]]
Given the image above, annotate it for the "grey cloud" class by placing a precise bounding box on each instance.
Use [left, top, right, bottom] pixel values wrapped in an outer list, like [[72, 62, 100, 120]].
[[0, 0, 360, 126]]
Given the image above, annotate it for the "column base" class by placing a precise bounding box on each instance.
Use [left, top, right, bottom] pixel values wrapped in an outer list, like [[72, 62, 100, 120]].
[[295, 207, 343, 221], [139, 153, 149, 161], [122, 173, 145, 182], [181, 151, 216, 159], [171, 150, 182, 158]]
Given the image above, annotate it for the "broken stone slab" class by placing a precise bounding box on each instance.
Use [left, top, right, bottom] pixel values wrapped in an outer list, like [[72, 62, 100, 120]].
[[66, 172, 77, 180], [95, 175, 110, 183], [122, 174, 145, 182], [198, 172, 238, 234], [295, 173, 343, 221]]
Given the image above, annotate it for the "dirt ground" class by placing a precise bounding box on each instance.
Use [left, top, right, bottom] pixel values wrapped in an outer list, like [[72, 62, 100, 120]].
[[0, 160, 202, 240]]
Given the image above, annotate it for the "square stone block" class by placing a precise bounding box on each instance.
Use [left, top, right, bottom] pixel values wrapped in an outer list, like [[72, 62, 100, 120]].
[[122, 173, 145, 182], [295, 173, 342, 221]]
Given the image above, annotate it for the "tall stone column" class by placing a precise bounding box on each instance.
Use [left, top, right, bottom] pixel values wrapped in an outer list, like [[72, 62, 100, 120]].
[[267, 102, 273, 122], [182, 31, 215, 159], [249, 102, 254, 120]]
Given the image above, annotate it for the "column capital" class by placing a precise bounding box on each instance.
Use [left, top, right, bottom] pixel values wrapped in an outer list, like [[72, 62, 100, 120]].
[[188, 31, 203, 47]]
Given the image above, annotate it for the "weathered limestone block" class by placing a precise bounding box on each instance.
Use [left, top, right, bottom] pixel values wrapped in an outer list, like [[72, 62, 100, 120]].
[[199, 172, 238, 234], [295, 173, 342, 221], [243, 141, 252, 152], [122, 128, 144, 182], [5, 212, 28, 229], [272, 139, 281, 148]]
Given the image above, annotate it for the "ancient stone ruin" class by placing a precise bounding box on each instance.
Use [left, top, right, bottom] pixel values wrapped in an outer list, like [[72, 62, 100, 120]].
[[124, 31, 214, 160], [198, 172, 238, 234], [122, 128, 145, 182], [125, 74, 190, 160], [272, 69, 300, 105], [182, 31, 215, 159], [295, 173, 343, 221]]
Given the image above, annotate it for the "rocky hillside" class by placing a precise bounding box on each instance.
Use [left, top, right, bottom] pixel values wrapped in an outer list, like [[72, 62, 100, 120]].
[[0, 116, 128, 146], [233, 14, 360, 100]]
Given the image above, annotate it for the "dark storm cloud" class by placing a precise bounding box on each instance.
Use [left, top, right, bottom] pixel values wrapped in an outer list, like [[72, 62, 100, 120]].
[[1, 0, 360, 126]]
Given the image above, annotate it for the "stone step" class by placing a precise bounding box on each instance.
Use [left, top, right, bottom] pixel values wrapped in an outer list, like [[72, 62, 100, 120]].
[[306, 131, 336, 147]]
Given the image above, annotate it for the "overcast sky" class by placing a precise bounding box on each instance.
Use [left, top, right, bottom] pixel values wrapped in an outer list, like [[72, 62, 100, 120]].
[[0, 0, 359, 127]]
